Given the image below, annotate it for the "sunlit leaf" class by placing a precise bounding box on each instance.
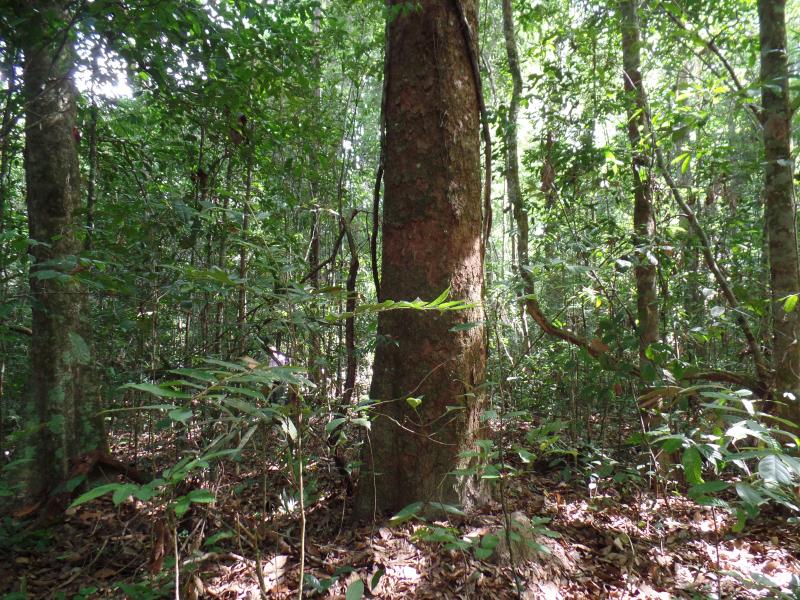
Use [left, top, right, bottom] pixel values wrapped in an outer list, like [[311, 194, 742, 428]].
[[389, 501, 424, 525], [758, 455, 793, 485]]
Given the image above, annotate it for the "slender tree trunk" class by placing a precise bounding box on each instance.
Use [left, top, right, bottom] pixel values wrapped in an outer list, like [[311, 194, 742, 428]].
[[501, 0, 532, 351], [85, 101, 97, 251], [22, 0, 104, 500], [214, 151, 234, 357], [620, 0, 659, 372], [759, 0, 800, 424], [237, 149, 253, 355], [307, 7, 323, 389], [0, 47, 18, 287], [501, 0, 527, 275], [354, 0, 487, 518], [0, 49, 16, 241], [342, 213, 358, 405], [84, 44, 100, 252]]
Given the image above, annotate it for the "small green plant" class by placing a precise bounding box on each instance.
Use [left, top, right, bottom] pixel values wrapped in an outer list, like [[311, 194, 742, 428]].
[[647, 385, 799, 530]]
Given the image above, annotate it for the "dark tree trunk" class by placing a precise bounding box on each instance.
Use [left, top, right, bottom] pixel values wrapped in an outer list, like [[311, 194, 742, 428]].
[[620, 0, 659, 372], [354, 0, 487, 518], [22, 0, 104, 499], [759, 0, 800, 424]]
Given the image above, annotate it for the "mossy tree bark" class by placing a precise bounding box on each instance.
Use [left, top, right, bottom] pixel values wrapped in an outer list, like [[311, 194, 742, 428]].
[[355, 0, 487, 518], [759, 0, 800, 427], [21, 0, 104, 500]]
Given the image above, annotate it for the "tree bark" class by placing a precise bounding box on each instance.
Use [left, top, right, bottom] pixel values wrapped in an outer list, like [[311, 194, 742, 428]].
[[354, 0, 487, 518], [620, 0, 659, 372], [21, 0, 104, 500], [237, 149, 253, 355], [501, 0, 528, 279], [759, 0, 800, 425], [501, 0, 532, 349], [342, 213, 358, 405]]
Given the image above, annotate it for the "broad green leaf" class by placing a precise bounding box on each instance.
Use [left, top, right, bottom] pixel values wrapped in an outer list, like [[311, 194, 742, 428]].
[[517, 448, 535, 463], [732, 507, 748, 533], [112, 483, 139, 505], [65, 475, 86, 492], [406, 396, 422, 409], [688, 481, 728, 500], [168, 408, 192, 424], [429, 502, 465, 516], [280, 416, 298, 441], [345, 579, 364, 600], [70, 483, 123, 508], [681, 446, 704, 485], [758, 455, 793, 485], [325, 418, 347, 434], [223, 397, 275, 422], [187, 489, 215, 503], [134, 484, 161, 502], [660, 436, 686, 454], [389, 501, 424, 525], [174, 496, 191, 517], [736, 482, 766, 506], [204, 531, 234, 547], [784, 294, 799, 313], [481, 464, 500, 480], [370, 569, 385, 591], [351, 417, 371, 429], [31, 269, 65, 280]]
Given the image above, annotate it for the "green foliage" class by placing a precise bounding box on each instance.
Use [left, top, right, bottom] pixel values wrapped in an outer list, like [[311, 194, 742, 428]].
[[648, 385, 799, 528], [345, 578, 365, 600]]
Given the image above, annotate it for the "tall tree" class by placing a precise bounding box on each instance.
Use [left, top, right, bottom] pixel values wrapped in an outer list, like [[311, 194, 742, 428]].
[[502, 0, 527, 279], [758, 0, 800, 427], [20, 1, 104, 499], [354, 0, 487, 517], [620, 0, 659, 373]]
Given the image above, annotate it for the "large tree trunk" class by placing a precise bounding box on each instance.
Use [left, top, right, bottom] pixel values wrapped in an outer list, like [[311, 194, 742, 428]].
[[354, 0, 487, 518], [759, 0, 800, 425], [22, 1, 104, 500], [620, 0, 659, 373]]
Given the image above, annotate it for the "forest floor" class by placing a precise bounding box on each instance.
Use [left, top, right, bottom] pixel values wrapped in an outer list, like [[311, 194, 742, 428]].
[[2, 425, 799, 600]]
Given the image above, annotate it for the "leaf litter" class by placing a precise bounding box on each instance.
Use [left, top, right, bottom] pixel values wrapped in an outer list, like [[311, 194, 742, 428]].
[[2, 427, 798, 599]]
